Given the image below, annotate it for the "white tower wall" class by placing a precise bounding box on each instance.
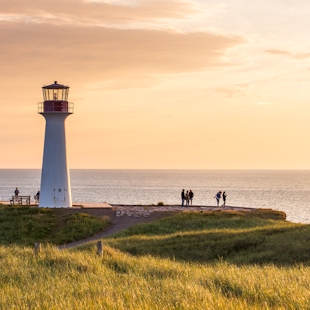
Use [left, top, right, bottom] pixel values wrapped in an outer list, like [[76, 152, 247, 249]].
[[39, 113, 72, 208]]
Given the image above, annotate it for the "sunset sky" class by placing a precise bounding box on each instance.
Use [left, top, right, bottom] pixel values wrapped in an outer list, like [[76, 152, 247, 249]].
[[1, 0, 310, 169]]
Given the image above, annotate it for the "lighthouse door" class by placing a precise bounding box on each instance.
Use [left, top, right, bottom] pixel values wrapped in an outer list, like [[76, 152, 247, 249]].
[[53, 188, 67, 207]]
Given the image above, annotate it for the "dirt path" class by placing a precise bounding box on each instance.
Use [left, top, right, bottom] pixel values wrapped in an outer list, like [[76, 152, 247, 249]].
[[58, 204, 256, 250], [58, 209, 176, 250]]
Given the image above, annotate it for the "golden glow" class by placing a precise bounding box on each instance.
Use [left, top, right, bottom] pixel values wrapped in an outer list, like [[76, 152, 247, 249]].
[[1, 0, 310, 168]]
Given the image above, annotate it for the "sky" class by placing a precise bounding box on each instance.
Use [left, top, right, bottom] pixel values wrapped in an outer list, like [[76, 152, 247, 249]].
[[1, 0, 310, 169]]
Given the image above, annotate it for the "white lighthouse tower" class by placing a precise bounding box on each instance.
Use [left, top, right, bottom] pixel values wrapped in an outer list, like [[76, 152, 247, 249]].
[[38, 81, 74, 208]]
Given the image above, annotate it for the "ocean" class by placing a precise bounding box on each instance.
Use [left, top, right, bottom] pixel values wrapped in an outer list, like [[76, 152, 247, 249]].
[[0, 169, 309, 224]]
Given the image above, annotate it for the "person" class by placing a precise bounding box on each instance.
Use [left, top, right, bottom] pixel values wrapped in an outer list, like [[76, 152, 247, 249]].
[[185, 190, 189, 206], [189, 190, 194, 205], [181, 189, 185, 206], [222, 191, 227, 206], [14, 187, 19, 196], [34, 190, 40, 203], [214, 191, 221, 207]]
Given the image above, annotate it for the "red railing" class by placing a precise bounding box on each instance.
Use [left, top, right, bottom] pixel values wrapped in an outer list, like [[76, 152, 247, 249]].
[[38, 101, 74, 113]]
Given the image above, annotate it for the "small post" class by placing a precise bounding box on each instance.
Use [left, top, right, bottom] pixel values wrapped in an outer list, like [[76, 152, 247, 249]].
[[97, 240, 103, 256], [34, 242, 41, 255]]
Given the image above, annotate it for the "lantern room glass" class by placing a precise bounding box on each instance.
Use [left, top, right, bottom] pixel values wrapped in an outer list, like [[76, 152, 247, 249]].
[[43, 88, 69, 101]]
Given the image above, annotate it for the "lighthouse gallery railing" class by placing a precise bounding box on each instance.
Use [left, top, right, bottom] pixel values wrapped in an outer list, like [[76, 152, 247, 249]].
[[38, 102, 74, 113]]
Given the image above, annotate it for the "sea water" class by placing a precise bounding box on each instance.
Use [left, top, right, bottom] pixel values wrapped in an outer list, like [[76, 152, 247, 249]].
[[0, 169, 309, 224]]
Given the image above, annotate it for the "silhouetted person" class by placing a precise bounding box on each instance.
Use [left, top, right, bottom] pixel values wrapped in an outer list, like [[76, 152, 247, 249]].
[[214, 191, 222, 207], [181, 189, 185, 206], [14, 188, 19, 196], [189, 190, 194, 205], [222, 191, 227, 206]]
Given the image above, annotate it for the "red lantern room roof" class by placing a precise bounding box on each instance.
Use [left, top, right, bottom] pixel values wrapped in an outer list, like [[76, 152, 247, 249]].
[[42, 81, 69, 90]]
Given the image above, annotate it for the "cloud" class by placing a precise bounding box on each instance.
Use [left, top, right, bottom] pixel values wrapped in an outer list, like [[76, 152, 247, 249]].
[[0, 0, 197, 25], [0, 21, 244, 88], [293, 53, 310, 60], [265, 49, 310, 60], [265, 49, 291, 56], [215, 83, 249, 97]]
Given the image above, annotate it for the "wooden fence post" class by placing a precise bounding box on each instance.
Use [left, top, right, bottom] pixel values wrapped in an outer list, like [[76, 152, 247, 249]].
[[97, 241, 103, 256], [34, 242, 41, 255]]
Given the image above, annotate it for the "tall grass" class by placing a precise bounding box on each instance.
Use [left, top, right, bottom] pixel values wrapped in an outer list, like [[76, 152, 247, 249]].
[[0, 244, 309, 309], [0, 208, 310, 308]]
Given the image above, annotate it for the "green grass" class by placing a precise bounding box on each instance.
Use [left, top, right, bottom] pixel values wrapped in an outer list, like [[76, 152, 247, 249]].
[[0, 207, 310, 308], [0, 204, 111, 245], [0, 244, 309, 309], [105, 210, 310, 265]]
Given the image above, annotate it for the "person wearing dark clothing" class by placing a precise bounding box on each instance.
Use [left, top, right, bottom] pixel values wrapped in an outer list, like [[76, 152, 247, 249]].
[[189, 190, 194, 205], [35, 190, 40, 203], [14, 188, 19, 196], [181, 189, 186, 206], [214, 191, 222, 207], [222, 191, 227, 206]]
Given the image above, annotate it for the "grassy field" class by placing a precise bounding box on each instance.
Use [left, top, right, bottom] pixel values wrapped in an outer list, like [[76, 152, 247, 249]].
[[105, 209, 310, 265], [0, 205, 310, 309], [0, 204, 111, 245]]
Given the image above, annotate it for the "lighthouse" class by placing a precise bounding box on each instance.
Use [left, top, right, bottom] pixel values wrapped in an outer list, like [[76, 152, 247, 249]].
[[38, 81, 74, 208]]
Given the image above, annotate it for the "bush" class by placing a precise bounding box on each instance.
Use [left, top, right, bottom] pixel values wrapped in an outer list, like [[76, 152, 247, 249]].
[[157, 202, 164, 206]]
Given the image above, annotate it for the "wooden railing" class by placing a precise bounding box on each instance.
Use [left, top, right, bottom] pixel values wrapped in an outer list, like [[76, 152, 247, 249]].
[[10, 196, 31, 205]]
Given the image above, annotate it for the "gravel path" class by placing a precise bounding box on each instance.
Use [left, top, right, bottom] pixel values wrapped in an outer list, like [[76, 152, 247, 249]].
[[58, 208, 177, 250], [58, 204, 255, 250]]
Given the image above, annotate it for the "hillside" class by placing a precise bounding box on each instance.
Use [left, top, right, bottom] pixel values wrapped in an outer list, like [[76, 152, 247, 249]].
[[1, 205, 310, 309], [99, 209, 310, 266]]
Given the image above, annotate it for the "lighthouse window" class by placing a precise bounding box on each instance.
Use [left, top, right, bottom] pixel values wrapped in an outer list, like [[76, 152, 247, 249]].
[[46, 89, 51, 100], [53, 90, 58, 100]]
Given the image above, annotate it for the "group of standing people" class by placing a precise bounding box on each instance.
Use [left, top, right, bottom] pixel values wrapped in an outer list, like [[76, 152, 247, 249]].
[[14, 188, 40, 202], [214, 191, 227, 207], [180, 189, 227, 207], [181, 189, 194, 206]]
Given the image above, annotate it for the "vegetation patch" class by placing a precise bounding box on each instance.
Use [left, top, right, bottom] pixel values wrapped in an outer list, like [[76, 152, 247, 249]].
[[52, 212, 111, 244], [0, 207, 309, 308], [0, 205, 110, 245], [0, 245, 310, 309], [105, 210, 310, 266]]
